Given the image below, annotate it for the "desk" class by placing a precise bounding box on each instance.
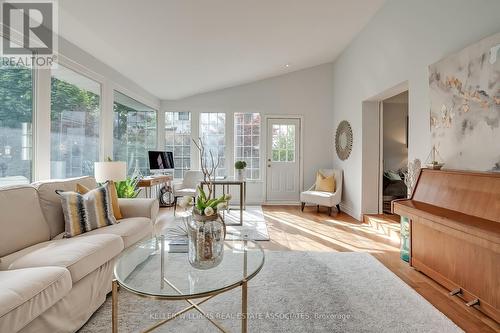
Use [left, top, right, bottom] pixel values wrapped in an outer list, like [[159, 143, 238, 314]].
[[138, 175, 173, 206], [200, 178, 246, 226]]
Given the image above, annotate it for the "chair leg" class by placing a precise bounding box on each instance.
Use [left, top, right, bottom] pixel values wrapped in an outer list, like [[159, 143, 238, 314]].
[[317, 205, 319, 213], [301, 202, 305, 212], [328, 207, 332, 216], [336, 204, 341, 213], [173, 196, 178, 216]]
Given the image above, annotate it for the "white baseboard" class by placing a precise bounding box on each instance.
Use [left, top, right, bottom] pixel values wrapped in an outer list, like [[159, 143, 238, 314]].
[[339, 202, 361, 221]]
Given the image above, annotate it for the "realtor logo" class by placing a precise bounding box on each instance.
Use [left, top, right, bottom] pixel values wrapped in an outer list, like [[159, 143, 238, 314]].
[[1, 0, 57, 67]]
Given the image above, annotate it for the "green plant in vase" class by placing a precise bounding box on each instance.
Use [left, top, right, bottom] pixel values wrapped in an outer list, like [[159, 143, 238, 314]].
[[234, 160, 247, 180]]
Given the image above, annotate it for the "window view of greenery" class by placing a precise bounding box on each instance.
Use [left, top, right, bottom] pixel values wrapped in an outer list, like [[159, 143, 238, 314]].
[[200, 112, 226, 177], [51, 65, 101, 179], [235, 113, 260, 180], [113, 91, 157, 175], [271, 124, 295, 162], [165, 111, 191, 179], [0, 63, 33, 186]]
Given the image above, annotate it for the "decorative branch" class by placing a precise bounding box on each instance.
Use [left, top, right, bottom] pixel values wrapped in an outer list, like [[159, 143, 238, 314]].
[[192, 137, 221, 200]]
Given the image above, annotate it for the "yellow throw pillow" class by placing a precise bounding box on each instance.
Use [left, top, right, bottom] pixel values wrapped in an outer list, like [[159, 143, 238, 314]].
[[76, 181, 123, 220], [315, 172, 336, 192]]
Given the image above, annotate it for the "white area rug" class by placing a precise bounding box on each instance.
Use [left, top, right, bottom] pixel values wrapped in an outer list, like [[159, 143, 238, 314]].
[[80, 252, 462, 333], [163, 206, 270, 241]]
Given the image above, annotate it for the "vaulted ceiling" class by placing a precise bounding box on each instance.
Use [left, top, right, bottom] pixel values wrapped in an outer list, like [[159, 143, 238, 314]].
[[59, 0, 385, 99]]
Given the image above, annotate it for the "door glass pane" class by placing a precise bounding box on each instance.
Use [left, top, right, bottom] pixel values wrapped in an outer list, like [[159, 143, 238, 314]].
[[0, 59, 33, 186], [113, 91, 157, 175], [50, 65, 101, 179], [271, 124, 295, 163]]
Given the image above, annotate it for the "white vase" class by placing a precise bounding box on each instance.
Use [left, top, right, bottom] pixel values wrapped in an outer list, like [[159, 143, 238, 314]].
[[236, 169, 245, 181]]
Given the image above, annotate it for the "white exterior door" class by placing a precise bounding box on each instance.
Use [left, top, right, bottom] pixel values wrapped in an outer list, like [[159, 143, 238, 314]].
[[266, 118, 300, 202]]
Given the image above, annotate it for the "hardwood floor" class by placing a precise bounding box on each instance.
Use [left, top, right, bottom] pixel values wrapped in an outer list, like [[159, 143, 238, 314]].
[[158, 205, 499, 332]]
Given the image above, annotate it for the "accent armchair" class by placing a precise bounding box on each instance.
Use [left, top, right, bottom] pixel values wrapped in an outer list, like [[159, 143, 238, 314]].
[[173, 170, 203, 214], [300, 169, 342, 215]]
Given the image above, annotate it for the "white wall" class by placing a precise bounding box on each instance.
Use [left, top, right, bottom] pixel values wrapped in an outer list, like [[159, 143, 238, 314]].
[[383, 102, 408, 171], [331, 0, 500, 219], [162, 63, 335, 204]]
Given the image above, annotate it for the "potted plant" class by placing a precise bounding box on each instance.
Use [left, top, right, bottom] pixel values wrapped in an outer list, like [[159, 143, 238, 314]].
[[115, 176, 141, 198], [234, 160, 247, 180], [179, 138, 231, 269]]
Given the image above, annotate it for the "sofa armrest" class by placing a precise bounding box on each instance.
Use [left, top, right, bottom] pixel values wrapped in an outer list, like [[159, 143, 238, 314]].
[[118, 198, 159, 223]]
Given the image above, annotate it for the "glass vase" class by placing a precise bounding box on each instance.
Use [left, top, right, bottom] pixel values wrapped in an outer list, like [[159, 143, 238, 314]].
[[187, 212, 225, 269], [400, 216, 410, 262]]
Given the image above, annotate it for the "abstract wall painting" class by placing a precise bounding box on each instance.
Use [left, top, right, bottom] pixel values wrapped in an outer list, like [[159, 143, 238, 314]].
[[429, 32, 500, 172]]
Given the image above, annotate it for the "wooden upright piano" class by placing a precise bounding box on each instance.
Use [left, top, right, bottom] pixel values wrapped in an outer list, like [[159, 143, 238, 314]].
[[393, 169, 500, 322]]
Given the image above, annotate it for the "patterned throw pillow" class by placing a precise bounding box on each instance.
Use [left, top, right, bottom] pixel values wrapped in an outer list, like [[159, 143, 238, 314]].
[[76, 181, 123, 220], [57, 183, 118, 238]]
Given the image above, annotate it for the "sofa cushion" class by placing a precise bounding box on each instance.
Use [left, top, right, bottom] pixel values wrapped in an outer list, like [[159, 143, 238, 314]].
[[8, 234, 123, 283], [80, 217, 152, 248], [33, 176, 97, 238], [300, 190, 337, 207], [0, 185, 50, 257], [0, 266, 71, 333]]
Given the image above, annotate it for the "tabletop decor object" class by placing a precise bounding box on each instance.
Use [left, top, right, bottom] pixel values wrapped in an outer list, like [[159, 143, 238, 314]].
[[234, 160, 247, 181], [94, 158, 127, 183], [182, 138, 231, 269]]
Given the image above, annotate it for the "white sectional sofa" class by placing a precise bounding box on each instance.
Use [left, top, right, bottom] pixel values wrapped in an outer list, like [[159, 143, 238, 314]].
[[0, 176, 159, 333]]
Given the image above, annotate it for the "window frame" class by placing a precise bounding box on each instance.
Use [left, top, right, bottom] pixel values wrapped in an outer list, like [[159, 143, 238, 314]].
[[112, 89, 158, 175], [165, 111, 192, 179], [199, 112, 226, 177], [234, 112, 261, 181], [49, 63, 103, 179], [0, 57, 35, 185]]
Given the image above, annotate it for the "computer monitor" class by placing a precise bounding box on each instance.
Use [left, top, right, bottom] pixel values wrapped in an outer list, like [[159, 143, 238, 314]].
[[148, 151, 174, 171]]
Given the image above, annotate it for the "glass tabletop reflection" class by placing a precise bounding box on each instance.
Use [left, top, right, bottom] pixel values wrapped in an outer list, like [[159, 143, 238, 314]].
[[114, 237, 265, 300]]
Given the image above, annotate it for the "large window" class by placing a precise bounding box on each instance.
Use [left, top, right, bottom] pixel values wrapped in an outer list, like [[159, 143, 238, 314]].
[[200, 113, 225, 177], [234, 113, 260, 180], [113, 91, 157, 175], [50, 65, 101, 179], [0, 60, 33, 186], [165, 111, 191, 179]]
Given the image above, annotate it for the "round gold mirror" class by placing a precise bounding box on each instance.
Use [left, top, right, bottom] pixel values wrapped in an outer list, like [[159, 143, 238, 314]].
[[335, 120, 353, 161]]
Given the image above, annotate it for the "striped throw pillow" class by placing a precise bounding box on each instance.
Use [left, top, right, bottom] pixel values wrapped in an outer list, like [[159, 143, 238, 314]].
[[57, 183, 118, 238]]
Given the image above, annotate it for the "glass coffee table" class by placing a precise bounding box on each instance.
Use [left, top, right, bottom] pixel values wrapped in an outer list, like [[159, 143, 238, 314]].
[[112, 236, 265, 333]]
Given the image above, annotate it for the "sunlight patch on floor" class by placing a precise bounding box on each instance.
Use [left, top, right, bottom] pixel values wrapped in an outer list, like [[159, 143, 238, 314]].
[[263, 211, 396, 253]]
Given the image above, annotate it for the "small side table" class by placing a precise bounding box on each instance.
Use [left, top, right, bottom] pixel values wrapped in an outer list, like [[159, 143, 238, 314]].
[[200, 179, 246, 226], [138, 175, 173, 207]]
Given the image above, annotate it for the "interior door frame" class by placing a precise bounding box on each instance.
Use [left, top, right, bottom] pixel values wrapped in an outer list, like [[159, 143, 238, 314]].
[[361, 81, 409, 216], [262, 114, 304, 204]]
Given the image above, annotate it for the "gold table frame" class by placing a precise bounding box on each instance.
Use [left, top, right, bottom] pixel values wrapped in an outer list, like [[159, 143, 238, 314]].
[[112, 237, 264, 333]]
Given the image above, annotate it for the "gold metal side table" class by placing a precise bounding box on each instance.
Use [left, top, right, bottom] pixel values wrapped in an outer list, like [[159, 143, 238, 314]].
[[112, 236, 265, 333]]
